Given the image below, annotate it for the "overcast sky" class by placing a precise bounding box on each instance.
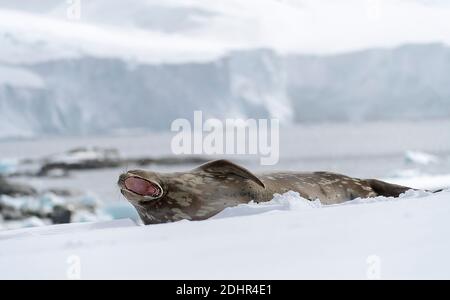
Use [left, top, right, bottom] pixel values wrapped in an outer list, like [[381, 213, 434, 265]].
[[1, 0, 449, 58]]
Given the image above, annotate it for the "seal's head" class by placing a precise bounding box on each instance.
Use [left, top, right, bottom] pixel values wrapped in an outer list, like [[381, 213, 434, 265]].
[[118, 160, 266, 224]]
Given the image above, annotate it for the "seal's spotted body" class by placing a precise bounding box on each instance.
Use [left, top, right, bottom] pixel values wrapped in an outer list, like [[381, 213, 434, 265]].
[[118, 160, 413, 224]]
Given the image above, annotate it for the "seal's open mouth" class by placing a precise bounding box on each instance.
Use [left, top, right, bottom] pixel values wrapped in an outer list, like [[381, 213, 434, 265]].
[[124, 177, 162, 198]]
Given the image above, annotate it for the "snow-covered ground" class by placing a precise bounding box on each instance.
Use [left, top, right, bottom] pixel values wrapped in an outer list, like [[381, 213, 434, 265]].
[[1, 189, 449, 279]]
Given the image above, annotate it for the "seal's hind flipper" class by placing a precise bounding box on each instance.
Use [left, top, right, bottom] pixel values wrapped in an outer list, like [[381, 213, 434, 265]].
[[365, 179, 413, 197]]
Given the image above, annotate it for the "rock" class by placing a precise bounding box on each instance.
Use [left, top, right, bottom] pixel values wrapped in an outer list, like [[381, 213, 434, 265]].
[[51, 205, 72, 224], [0, 177, 37, 197], [37, 147, 122, 176], [44, 188, 82, 197]]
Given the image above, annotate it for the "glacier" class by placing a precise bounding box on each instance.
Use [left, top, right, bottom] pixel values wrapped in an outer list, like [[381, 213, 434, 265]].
[[2, 44, 450, 138]]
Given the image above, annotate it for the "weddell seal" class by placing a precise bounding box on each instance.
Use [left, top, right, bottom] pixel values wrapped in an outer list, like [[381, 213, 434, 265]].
[[118, 159, 417, 224]]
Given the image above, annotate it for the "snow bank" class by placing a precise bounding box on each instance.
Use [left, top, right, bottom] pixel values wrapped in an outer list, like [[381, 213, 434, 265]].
[[213, 191, 321, 219], [1, 190, 449, 279]]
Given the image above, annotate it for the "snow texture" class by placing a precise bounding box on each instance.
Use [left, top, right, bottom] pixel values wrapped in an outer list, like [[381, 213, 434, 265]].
[[1, 190, 449, 279]]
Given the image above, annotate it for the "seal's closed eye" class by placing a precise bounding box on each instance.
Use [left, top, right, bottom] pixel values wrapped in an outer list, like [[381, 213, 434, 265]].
[[196, 159, 265, 188]]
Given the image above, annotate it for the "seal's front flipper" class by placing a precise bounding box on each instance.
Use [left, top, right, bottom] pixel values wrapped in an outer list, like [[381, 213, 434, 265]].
[[365, 179, 413, 197], [196, 159, 266, 188]]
